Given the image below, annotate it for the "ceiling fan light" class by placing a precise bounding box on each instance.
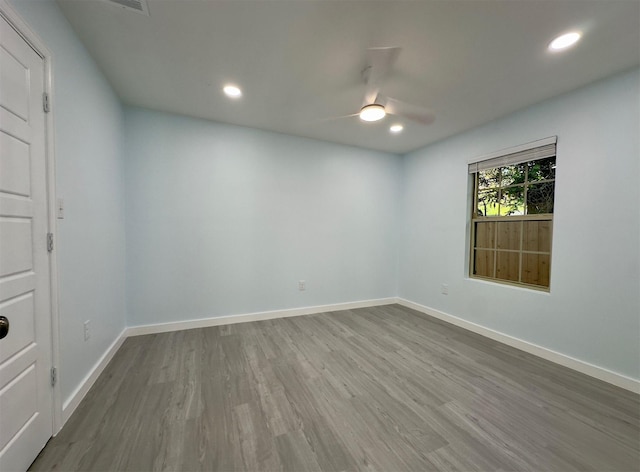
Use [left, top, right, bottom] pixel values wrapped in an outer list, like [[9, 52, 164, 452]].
[[360, 104, 386, 122], [223, 84, 242, 98], [548, 31, 581, 51]]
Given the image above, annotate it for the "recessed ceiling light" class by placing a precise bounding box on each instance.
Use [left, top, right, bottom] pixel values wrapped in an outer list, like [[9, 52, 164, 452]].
[[223, 85, 242, 98], [359, 104, 386, 122], [390, 124, 403, 133], [549, 31, 581, 51]]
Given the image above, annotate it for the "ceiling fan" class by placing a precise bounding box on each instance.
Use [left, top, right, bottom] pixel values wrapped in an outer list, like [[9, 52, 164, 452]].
[[329, 47, 435, 126]]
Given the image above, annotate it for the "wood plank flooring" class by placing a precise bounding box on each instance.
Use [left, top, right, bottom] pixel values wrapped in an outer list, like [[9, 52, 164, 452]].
[[30, 304, 640, 471]]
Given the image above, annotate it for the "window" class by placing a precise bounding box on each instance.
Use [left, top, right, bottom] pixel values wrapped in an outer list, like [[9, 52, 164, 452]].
[[469, 138, 556, 290]]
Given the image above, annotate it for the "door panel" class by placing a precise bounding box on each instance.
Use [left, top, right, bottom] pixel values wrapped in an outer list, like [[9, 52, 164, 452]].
[[0, 13, 53, 472], [0, 218, 33, 276], [0, 365, 38, 451], [0, 45, 29, 121], [0, 132, 31, 196]]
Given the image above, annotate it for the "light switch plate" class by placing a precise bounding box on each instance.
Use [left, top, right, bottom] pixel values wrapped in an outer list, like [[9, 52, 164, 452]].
[[57, 198, 64, 219]]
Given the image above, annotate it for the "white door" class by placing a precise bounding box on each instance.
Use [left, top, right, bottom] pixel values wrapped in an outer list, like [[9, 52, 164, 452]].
[[0, 13, 53, 472]]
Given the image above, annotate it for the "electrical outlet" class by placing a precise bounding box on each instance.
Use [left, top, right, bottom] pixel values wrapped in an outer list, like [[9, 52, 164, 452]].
[[298, 280, 306, 291], [441, 284, 449, 295], [84, 320, 91, 341]]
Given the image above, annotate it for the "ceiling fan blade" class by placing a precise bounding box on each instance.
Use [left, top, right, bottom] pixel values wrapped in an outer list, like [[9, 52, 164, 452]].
[[313, 113, 360, 124], [361, 47, 401, 106], [385, 97, 436, 125], [363, 84, 381, 107]]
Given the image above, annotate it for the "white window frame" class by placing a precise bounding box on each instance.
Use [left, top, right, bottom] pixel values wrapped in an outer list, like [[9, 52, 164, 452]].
[[468, 137, 557, 290]]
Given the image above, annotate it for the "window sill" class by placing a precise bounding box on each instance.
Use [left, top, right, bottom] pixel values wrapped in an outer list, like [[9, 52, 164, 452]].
[[468, 275, 551, 293]]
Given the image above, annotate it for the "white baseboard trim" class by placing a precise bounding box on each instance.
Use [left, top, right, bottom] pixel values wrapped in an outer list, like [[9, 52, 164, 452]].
[[396, 298, 640, 394], [125, 297, 397, 337], [60, 328, 128, 427]]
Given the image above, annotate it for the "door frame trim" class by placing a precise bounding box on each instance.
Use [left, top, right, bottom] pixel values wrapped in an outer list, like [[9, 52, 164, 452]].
[[0, 0, 62, 434]]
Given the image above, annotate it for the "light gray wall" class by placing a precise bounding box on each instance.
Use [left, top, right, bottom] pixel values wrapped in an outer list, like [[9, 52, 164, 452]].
[[398, 68, 640, 380], [124, 108, 401, 326], [8, 0, 127, 404]]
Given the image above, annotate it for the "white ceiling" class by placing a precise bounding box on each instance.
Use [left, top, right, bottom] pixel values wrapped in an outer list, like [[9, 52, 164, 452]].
[[56, 0, 640, 154]]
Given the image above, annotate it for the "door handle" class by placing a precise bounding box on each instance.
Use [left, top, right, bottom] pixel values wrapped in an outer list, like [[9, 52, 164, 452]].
[[0, 316, 9, 339]]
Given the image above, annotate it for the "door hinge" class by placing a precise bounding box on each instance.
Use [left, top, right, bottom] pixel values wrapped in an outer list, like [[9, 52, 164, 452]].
[[51, 367, 57, 387], [47, 232, 54, 253], [43, 92, 50, 113]]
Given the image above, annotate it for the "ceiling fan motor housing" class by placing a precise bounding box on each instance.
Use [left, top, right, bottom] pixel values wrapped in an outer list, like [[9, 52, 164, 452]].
[[359, 104, 386, 121]]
